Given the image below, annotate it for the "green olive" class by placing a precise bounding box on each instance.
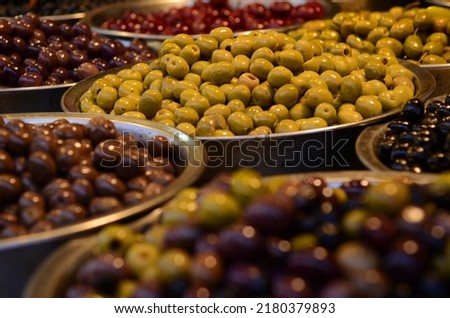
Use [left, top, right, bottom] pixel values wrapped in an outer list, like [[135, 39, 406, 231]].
[[238, 72, 260, 91], [114, 96, 139, 115], [289, 102, 312, 120], [274, 83, 299, 108], [245, 105, 263, 122], [165, 55, 190, 79], [320, 70, 342, 94], [176, 122, 196, 137], [355, 95, 383, 118], [293, 39, 314, 61], [227, 99, 246, 113], [185, 95, 210, 116], [231, 36, 254, 57], [158, 41, 181, 57], [414, 9, 434, 31], [249, 58, 274, 81], [200, 84, 226, 106], [173, 80, 198, 100], [231, 55, 250, 77], [154, 109, 174, 122], [196, 114, 227, 136], [267, 66, 294, 88], [131, 62, 152, 79], [404, 34, 424, 60], [298, 117, 328, 130], [337, 109, 363, 124], [227, 111, 254, 135], [314, 103, 337, 125], [211, 49, 234, 63], [160, 76, 178, 100], [122, 111, 147, 120], [179, 44, 201, 66], [251, 81, 275, 109], [228, 84, 251, 106], [377, 89, 406, 111], [191, 60, 210, 76], [276, 49, 304, 72], [103, 74, 122, 89], [253, 111, 278, 129], [96, 86, 118, 112], [179, 88, 201, 106], [421, 54, 447, 64], [138, 89, 162, 118], [249, 126, 272, 135], [366, 26, 390, 44], [204, 104, 231, 119], [161, 100, 181, 113], [208, 61, 235, 86], [340, 74, 363, 104], [143, 70, 164, 88], [209, 27, 234, 44], [274, 119, 299, 133], [157, 248, 191, 283], [375, 37, 403, 57], [195, 34, 219, 59], [354, 19, 375, 37], [87, 105, 106, 114], [250, 47, 275, 63], [390, 18, 415, 41], [174, 107, 200, 125], [117, 69, 143, 82], [364, 60, 386, 81], [302, 86, 334, 109], [363, 80, 388, 96], [213, 129, 235, 137], [118, 79, 144, 97]]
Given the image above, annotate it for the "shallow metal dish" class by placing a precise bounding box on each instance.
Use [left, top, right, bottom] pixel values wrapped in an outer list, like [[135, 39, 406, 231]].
[[84, 0, 314, 43], [0, 112, 206, 297], [23, 169, 437, 298], [420, 64, 450, 98], [356, 94, 446, 172], [0, 83, 74, 114], [61, 60, 435, 176]]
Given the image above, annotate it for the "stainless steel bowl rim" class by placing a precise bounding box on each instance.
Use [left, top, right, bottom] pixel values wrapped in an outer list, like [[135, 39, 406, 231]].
[[0, 112, 207, 251], [0, 82, 74, 93], [23, 169, 438, 297]]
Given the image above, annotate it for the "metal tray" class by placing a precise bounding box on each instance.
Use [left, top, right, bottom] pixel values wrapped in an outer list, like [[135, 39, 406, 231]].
[[0, 112, 206, 297], [23, 170, 438, 298], [0, 83, 74, 114], [61, 60, 435, 176], [420, 63, 450, 98], [356, 94, 447, 172]]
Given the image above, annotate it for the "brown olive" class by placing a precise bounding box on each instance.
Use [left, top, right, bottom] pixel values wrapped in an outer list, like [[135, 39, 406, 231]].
[[20, 205, 45, 227], [41, 178, 71, 200], [86, 117, 118, 145], [89, 196, 123, 216], [48, 188, 77, 209], [46, 204, 88, 227], [18, 191, 45, 210], [0, 149, 13, 173], [28, 150, 57, 184], [68, 164, 98, 182], [95, 173, 126, 198], [0, 174, 22, 203]]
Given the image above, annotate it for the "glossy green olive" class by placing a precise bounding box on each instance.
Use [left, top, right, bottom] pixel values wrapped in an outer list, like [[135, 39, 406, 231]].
[[209, 26, 234, 44], [340, 74, 363, 104], [245, 105, 263, 121], [354, 19, 375, 37], [404, 34, 424, 60], [302, 86, 334, 109], [252, 110, 278, 129], [251, 81, 274, 109], [154, 109, 174, 122], [228, 84, 251, 106], [213, 129, 235, 137], [421, 54, 447, 64], [393, 84, 414, 103], [191, 60, 210, 76], [138, 89, 163, 118], [173, 107, 200, 125], [159, 41, 181, 57], [366, 26, 389, 44], [227, 111, 254, 135], [114, 96, 139, 115], [118, 79, 144, 98], [274, 119, 299, 133], [195, 34, 219, 59], [249, 126, 272, 135], [377, 90, 405, 111], [298, 117, 328, 130], [176, 122, 196, 137], [179, 88, 201, 106], [143, 70, 164, 88], [103, 74, 122, 89], [179, 44, 201, 66], [337, 109, 363, 124], [211, 49, 233, 63], [390, 18, 415, 41], [252, 32, 280, 52], [87, 105, 106, 114], [289, 102, 312, 120], [314, 102, 337, 125], [364, 60, 386, 81], [250, 47, 275, 63], [231, 55, 250, 77], [320, 70, 342, 94], [207, 61, 235, 86], [200, 84, 226, 106], [290, 76, 308, 96], [375, 37, 403, 57], [276, 49, 304, 72], [185, 95, 210, 116], [249, 58, 274, 81], [293, 39, 314, 61], [274, 83, 299, 108], [165, 55, 190, 80], [196, 114, 227, 136], [183, 73, 202, 87], [231, 36, 254, 57], [267, 66, 294, 88], [160, 76, 178, 100], [355, 95, 383, 118], [161, 100, 181, 113], [238, 72, 260, 91], [173, 80, 198, 100], [227, 99, 246, 113], [122, 111, 147, 120], [96, 86, 118, 112], [204, 104, 231, 119], [363, 80, 388, 96]]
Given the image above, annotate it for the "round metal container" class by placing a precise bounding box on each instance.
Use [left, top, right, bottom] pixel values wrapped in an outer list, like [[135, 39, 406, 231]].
[[0, 112, 206, 297], [356, 94, 446, 172], [83, 0, 334, 44], [0, 83, 74, 114], [23, 170, 438, 298], [61, 61, 435, 176], [421, 64, 450, 98]]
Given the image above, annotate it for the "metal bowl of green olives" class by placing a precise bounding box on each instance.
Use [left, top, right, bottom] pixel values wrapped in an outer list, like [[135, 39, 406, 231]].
[[0, 112, 206, 297], [61, 57, 435, 176], [356, 94, 450, 173], [24, 169, 445, 298]]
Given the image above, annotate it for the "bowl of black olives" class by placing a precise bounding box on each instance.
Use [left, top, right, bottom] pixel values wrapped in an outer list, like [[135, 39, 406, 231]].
[[0, 12, 157, 113], [24, 168, 450, 298], [0, 112, 206, 297], [356, 94, 450, 173]]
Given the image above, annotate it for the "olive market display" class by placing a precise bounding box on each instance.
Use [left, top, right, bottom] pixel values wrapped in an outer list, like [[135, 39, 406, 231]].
[[25, 169, 450, 297]]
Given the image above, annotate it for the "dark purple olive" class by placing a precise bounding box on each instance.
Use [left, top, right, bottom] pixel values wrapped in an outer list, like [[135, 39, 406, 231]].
[[72, 21, 92, 38], [11, 19, 34, 39], [225, 262, 267, 297], [39, 19, 59, 36], [18, 71, 43, 87], [77, 253, 131, 294], [101, 39, 125, 60], [129, 38, 148, 53], [95, 173, 126, 198], [20, 205, 45, 227], [0, 149, 14, 173], [27, 150, 57, 183], [47, 188, 77, 209], [0, 19, 12, 36], [0, 174, 22, 203], [217, 224, 263, 260], [87, 39, 102, 57], [37, 47, 58, 68], [73, 35, 90, 50], [55, 49, 70, 66], [287, 247, 337, 284], [87, 117, 118, 145], [89, 196, 123, 216], [46, 204, 87, 227], [68, 49, 89, 68], [71, 178, 94, 206], [12, 36, 27, 56], [0, 35, 13, 54], [59, 23, 74, 40], [90, 57, 109, 71], [164, 224, 202, 252], [9, 52, 22, 65], [74, 62, 99, 80], [32, 29, 46, 42]]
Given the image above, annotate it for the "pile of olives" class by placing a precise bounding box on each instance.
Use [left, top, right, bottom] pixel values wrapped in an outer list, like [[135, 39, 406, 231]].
[[65, 169, 450, 297], [79, 27, 417, 136], [0, 12, 156, 88], [288, 5, 450, 65], [0, 116, 177, 238], [0, 0, 124, 17], [377, 94, 450, 172]]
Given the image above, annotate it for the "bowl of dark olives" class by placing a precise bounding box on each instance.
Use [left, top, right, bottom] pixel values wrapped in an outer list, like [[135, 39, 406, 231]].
[[356, 94, 450, 173], [0, 112, 206, 297], [61, 25, 435, 175], [0, 12, 157, 113], [25, 168, 450, 298], [84, 0, 330, 42]]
